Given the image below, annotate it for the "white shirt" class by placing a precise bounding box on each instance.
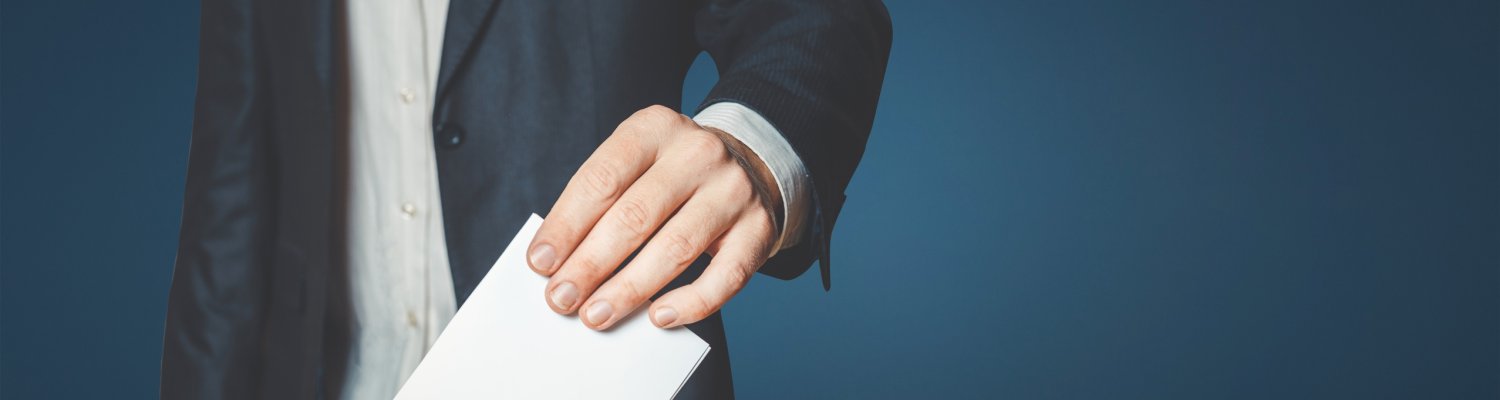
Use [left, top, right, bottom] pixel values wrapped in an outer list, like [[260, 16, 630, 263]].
[[342, 4, 811, 398]]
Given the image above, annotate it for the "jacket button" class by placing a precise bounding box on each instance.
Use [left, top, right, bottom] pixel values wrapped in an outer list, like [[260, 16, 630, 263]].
[[436, 124, 464, 148]]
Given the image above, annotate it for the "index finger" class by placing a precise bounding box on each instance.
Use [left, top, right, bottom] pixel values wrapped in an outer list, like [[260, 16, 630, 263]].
[[528, 119, 663, 276]]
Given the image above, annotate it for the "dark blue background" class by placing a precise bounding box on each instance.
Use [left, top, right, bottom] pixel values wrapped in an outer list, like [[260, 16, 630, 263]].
[[3, 0, 1496, 398]]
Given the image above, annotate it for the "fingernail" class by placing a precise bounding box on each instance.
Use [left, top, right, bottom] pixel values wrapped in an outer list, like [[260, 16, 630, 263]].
[[550, 282, 578, 310], [584, 301, 614, 326], [529, 244, 556, 273], [653, 307, 679, 327]]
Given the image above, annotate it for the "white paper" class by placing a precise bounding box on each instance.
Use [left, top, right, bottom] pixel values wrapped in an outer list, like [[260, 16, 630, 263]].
[[395, 214, 710, 399]]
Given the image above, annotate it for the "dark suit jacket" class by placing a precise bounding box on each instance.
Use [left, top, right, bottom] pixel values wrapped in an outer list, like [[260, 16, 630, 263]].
[[160, 0, 890, 398]]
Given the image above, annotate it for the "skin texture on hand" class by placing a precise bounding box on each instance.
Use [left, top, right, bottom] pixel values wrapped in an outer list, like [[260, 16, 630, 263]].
[[527, 105, 783, 331]]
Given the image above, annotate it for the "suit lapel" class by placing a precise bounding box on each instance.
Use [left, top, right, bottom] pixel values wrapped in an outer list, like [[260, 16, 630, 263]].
[[436, 0, 503, 101]]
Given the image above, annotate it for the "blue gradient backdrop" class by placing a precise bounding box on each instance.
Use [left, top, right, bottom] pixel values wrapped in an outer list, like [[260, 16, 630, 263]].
[[3, 0, 1496, 398]]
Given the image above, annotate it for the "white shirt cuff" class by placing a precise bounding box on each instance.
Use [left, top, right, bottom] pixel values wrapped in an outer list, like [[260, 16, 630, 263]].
[[693, 102, 811, 256]]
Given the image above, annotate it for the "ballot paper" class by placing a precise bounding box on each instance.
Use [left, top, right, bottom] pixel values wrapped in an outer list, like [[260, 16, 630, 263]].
[[395, 214, 710, 399]]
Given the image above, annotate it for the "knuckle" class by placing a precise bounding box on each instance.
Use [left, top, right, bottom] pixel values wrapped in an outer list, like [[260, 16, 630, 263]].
[[721, 173, 757, 203], [722, 264, 753, 291], [542, 224, 580, 248], [616, 118, 652, 140], [581, 161, 622, 200], [630, 105, 684, 129], [613, 198, 652, 236], [577, 256, 615, 277], [662, 232, 700, 266], [642, 104, 679, 121], [614, 279, 646, 303], [678, 133, 730, 163], [686, 289, 715, 316]]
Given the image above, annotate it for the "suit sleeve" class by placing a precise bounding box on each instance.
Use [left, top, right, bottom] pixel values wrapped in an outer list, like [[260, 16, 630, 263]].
[[693, 0, 893, 289], [160, 0, 273, 398]]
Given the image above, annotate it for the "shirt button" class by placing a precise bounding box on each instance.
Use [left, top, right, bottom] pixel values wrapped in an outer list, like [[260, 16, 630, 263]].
[[406, 310, 420, 328], [401, 203, 418, 218], [399, 88, 415, 104]]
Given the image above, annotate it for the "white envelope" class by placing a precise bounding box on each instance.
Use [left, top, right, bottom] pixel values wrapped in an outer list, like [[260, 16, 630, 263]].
[[395, 214, 710, 399]]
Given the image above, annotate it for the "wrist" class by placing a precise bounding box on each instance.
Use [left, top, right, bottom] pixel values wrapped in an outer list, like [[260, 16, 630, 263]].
[[704, 126, 784, 237]]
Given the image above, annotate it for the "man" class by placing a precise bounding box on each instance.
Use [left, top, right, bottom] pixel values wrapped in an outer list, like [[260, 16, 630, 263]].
[[160, 0, 890, 398]]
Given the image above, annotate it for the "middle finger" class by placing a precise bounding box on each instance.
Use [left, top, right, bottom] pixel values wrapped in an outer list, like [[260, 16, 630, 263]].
[[545, 163, 698, 314]]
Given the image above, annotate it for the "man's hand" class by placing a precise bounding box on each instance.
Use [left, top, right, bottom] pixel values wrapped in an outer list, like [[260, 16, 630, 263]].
[[527, 105, 783, 331]]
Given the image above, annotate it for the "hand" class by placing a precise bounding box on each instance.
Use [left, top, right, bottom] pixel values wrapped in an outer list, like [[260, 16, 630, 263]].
[[527, 105, 782, 331]]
